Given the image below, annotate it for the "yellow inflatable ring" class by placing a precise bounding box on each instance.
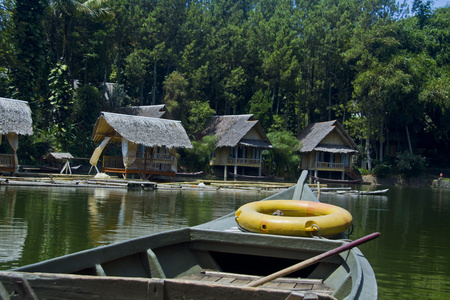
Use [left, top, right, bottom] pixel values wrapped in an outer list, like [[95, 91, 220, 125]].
[[235, 200, 352, 237]]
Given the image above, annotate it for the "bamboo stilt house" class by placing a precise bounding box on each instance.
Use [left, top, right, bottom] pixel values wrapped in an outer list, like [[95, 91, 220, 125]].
[[0, 98, 33, 174], [198, 114, 272, 179], [298, 120, 360, 181], [90, 111, 192, 180]]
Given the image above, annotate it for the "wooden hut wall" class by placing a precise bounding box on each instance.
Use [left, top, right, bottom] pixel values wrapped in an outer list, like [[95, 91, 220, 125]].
[[321, 130, 345, 145], [300, 152, 315, 170], [242, 128, 260, 140], [213, 147, 231, 165]]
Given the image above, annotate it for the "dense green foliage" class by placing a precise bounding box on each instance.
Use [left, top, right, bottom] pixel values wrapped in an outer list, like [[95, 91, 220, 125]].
[[178, 135, 217, 173], [264, 130, 301, 178], [0, 0, 448, 169]]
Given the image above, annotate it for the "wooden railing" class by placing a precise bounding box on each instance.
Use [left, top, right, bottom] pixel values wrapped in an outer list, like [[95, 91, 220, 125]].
[[316, 161, 344, 170], [226, 158, 260, 165], [210, 157, 261, 167], [103, 155, 174, 172], [0, 154, 14, 167]]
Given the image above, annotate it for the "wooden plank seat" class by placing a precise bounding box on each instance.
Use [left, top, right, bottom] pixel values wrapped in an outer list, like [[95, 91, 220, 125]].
[[180, 270, 334, 295]]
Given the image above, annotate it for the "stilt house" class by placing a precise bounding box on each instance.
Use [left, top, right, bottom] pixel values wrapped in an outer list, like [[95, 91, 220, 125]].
[[298, 120, 360, 181], [0, 98, 33, 174], [90, 110, 192, 180], [199, 114, 272, 179]]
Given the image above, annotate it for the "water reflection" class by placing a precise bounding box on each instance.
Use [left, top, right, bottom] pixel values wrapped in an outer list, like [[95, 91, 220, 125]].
[[0, 185, 270, 270], [321, 187, 450, 299]]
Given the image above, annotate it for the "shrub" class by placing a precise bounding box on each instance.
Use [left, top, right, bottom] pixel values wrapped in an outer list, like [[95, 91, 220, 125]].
[[359, 168, 370, 175], [373, 163, 393, 178], [396, 152, 425, 178], [178, 135, 217, 173], [264, 130, 301, 179]]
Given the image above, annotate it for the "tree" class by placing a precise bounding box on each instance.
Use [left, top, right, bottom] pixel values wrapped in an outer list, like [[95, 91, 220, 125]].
[[10, 0, 47, 106], [46, 61, 74, 150], [163, 71, 189, 121], [412, 0, 432, 29], [0, 0, 14, 69], [124, 50, 150, 105], [223, 67, 247, 114], [249, 89, 273, 130], [264, 130, 301, 179], [47, 0, 114, 63], [179, 135, 217, 173], [187, 100, 216, 136]]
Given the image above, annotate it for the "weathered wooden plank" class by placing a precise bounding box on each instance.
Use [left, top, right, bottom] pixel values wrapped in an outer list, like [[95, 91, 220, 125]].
[[0, 272, 337, 300], [0, 272, 164, 300], [201, 270, 324, 285], [216, 277, 235, 284]]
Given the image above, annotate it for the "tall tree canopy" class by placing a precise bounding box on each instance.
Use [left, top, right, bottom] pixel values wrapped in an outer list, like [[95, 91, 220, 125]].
[[1, 0, 448, 165]]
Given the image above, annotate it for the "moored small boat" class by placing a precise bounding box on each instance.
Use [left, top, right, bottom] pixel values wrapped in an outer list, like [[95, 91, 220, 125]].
[[0, 171, 378, 300]]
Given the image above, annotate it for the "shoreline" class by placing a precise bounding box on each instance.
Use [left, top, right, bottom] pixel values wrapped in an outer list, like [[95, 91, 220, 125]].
[[1, 171, 447, 190]]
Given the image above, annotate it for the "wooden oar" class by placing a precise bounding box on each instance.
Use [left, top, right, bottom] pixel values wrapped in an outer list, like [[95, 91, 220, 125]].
[[246, 232, 380, 288]]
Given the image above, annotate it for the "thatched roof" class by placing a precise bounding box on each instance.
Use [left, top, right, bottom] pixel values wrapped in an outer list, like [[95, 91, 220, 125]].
[[298, 120, 358, 153], [0, 97, 33, 136], [43, 152, 74, 160], [200, 114, 272, 148], [113, 104, 173, 119], [92, 112, 192, 149]]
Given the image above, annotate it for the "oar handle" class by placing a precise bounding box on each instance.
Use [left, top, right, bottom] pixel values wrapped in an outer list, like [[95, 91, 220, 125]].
[[247, 232, 380, 288]]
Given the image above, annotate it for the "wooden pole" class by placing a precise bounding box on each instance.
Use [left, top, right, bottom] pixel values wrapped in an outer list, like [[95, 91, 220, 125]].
[[247, 232, 380, 288]]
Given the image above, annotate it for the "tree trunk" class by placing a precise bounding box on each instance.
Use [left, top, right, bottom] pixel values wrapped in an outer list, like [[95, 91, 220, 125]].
[[366, 122, 372, 171], [140, 81, 144, 105], [405, 125, 413, 153], [380, 120, 384, 163], [152, 62, 157, 105], [366, 137, 372, 171], [328, 82, 331, 121]]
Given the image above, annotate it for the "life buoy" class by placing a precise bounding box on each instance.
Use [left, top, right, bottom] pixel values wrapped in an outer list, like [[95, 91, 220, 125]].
[[235, 200, 352, 237]]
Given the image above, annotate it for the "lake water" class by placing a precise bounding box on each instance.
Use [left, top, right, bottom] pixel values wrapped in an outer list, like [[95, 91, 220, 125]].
[[1, 183, 449, 299]]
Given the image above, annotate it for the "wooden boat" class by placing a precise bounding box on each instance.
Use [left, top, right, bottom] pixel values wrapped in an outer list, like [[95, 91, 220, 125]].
[[228, 172, 275, 180], [311, 176, 370, 185], [354, 189, 389, 195], [324, 188, 389, 195], [176, 170, 204, 176], [0, 171, 378, 300]]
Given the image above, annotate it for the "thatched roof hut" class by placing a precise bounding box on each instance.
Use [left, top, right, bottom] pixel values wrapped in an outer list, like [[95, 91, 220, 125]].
[[92, 112, 192, 149], [298, 120, 358, 154], [113, 104, 173, 120], [200, 114, 271, 149], [297, 120, 360, 181], [42, 152, 74, 161], [0, 97, 33, 136]]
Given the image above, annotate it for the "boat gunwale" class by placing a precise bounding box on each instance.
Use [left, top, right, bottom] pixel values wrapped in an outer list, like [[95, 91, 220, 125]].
[[0, 270, 338, 299], [13, 227, 349, 274]]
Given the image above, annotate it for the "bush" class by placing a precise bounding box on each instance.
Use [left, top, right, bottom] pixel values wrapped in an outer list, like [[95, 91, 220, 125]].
[[264, 130, 301, 179], [396, 152, 425, 179], [359, 168, 371, 175], [178, 135, 217, 173], [373, 163, 393, 178]]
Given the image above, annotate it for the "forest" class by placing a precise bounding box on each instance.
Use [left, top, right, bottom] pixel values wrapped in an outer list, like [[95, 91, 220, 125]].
[[0, 0, 448, 175]]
